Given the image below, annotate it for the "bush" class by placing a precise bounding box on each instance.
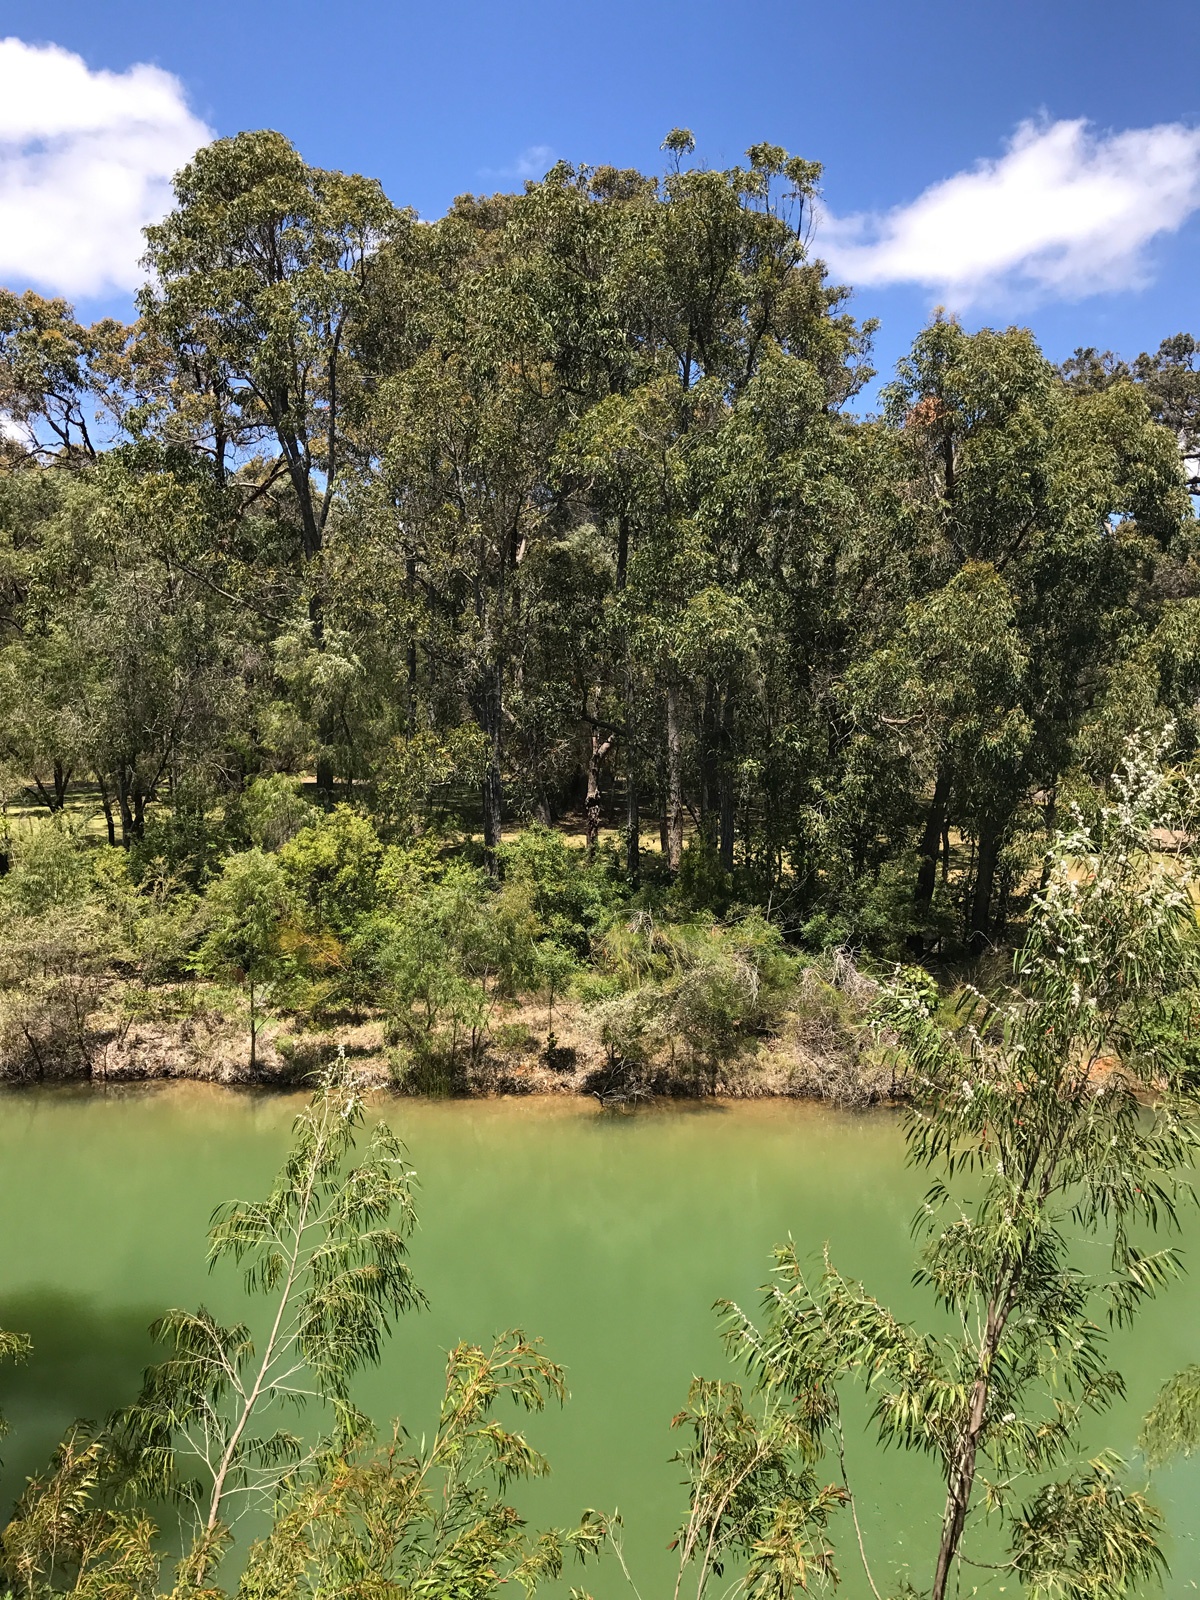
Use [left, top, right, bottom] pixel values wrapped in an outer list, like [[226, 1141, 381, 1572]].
[[129, 801, 235, 890], [243, 774, 318, 851], [280, 806, 385, 937], [0, 908, 114, 1078], [1, 818, 90, 916], [781, 952, 896, 1104], [368, 864, 544, 1074], [497, 824, 625, 954], [590, 910, 799, 1081]]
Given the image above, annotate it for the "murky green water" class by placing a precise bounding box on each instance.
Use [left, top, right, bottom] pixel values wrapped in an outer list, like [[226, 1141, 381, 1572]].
[[0, 1087, 1196, 1596]]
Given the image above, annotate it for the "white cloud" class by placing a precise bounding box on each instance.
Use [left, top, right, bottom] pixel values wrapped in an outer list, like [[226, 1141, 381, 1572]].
[[480, 144, 557, 182], [821, 119, 1200, 306], [0, 37, 211, 300]]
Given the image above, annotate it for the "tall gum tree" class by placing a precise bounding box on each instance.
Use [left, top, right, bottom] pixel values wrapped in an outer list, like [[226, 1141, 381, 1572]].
[[881, 318, 1189, 951], [140, 131, 404, 804]]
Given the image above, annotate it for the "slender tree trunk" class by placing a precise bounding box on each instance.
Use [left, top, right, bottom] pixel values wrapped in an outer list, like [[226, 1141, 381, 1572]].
[[666, 684, 684, 872], [115, 768, 135, 849], [916, 764, 952, 908], [930, 1358, 992, 1600], [718, 692, 735, 873], [52, 760, 70, 811], [94, 772, 116, 847], [585, 725, 616, 858], [626, 770, 640, 886], [966, 816, 1002, 953], [477, 666, 505, 876], [249, 979, 257, 1076], [624, 650, 640, 886]]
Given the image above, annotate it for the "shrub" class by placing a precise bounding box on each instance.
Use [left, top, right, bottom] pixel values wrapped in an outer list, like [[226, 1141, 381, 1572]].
[[243, 774, 318, 851], [590, 910, 799, 1081], [1, 817, 90, 916], [369, 865, 544, 1074], [280, 806, 385, 937], [497, 824, 625, 954], [196, 849, 298, 1071]]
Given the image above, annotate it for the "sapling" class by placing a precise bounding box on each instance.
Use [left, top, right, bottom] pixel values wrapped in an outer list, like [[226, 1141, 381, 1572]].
[[676, 745, 1200, 1600], [119, 1061, 425, 1584]]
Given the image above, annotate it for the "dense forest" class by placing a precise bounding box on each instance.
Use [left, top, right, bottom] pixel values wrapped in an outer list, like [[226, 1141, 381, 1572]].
[[1, 126, 1199, 1090]]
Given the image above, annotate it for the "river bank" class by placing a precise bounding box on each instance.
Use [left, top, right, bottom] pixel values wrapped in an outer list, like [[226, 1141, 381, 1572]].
[[0, 979, 901, 1105]]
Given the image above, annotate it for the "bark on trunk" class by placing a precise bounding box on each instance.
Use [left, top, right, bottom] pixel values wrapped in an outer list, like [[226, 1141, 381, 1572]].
[[585, 726, 616, 857], [916, 764, 952, 908], [666, 684, 683, 872], [718, 692, 735, 873], [115, 767, 142, 849], [966, 817, 1002, 953]]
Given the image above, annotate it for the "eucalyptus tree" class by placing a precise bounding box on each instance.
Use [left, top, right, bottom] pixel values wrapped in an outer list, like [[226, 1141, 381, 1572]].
[[1133, 332, 1200, 494], [0, 289, 131, 467], [691, 746, 1200, 1600], [237, 1335, 604, 1599], [140, 131, 404, 801], [880, 317, 1189, 949]]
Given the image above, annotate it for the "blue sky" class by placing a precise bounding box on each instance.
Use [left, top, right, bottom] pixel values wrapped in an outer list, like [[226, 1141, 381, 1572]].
[[1, 0, 1198, 400]]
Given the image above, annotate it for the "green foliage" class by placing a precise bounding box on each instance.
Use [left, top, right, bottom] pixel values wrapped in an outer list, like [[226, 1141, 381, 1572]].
[[115, 1064, 424, 1582], [243, 775, 318, 852], [0, 1067, 605, 1600], [237, 1334, 600, 1600], [279, 807, 384, 938], [0, 820, 90, 917], [683, 745, 1200, 1600], [196, 848, 297, 1067], [367, 862, 543, 1079], [497, 825, 625, 952], [1140, 1363, 1200, 1469], [589, 910, 798, 1079]]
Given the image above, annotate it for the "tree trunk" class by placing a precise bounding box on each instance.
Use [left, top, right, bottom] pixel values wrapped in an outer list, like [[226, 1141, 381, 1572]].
[[477, 668, 505, 876], [666, 684, 683, 872], [916, 764, 952, 908], [626, 772, 640, 886], [94, 772, 116, 847], [585, 726, 616, 858], [248, 979, 257, 1076], [966, 816, 1002, 953], [718, 692, 735, 873], [53, 760, 70, 811], [115, 768, 135, 849], [624, 649, 640, 886]]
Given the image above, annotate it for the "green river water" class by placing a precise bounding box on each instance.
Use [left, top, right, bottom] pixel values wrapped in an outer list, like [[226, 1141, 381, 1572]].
[[0, 1086, 1196, 1597]]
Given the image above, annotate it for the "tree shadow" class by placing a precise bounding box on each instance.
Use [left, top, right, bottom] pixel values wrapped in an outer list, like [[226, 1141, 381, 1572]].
[[0, 1289, 161, 1512]]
